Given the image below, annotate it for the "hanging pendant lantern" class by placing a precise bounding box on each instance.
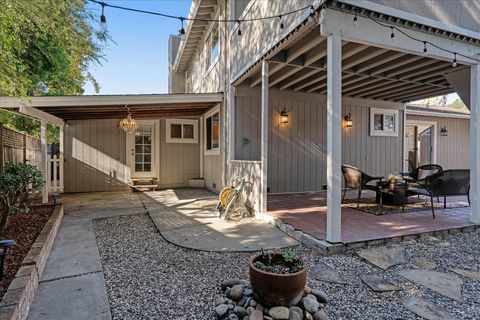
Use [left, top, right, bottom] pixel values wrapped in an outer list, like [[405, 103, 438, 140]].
[[119, 106, 139, 133]]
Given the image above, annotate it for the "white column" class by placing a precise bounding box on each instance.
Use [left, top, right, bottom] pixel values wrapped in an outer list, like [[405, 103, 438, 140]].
[[199, 115, 204, 179], [59, 125, 64, 192], [470, 64, 480, 223], [260, 60, 269, 213], [40, 119, 48, 203], [326, 34, 342, 243]]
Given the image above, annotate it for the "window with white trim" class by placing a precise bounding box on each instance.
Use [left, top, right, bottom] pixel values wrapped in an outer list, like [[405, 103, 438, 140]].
[[166, 119, 198, 143], [205, 107, 220, 154], [205, 18, 220, 72], [370, 108, 399, 137]]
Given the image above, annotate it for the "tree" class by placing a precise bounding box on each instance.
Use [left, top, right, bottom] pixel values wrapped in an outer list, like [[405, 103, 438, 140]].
[[0, 0, 108, 96], [0, 163, 44, 233]]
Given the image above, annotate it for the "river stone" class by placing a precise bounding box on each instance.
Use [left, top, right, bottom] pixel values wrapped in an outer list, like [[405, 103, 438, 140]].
[[310, 263, 348, 284], [360, 273, 401, 292], [289, 306, 303, 320], [402, 297, 457, 320], [222, 278, 243, 290], [304, 312, 314, 320], [269, 306, 289, 320], [357, 246, 406, 270], [230, 284, 244, 301], [244, 288, 253, 296], [216, 304, 229, 318], [216, 297, 227, 305], [399, 270, 463, 301], [228, 314, 239, 320], [234, 306, 247, 318], [450, 268, 480, 281], [414, 257, 437, 270], [313, 310, 329, 320], [289, 312, 302, 320], [310, 289, 328, 304], [302, 297, 320, 314], [249, 310, 263, 320]]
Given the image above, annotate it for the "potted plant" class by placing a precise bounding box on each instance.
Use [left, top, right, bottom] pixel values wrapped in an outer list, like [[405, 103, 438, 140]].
[[387, 173, 402, 187], [249, 251, 307, 307]]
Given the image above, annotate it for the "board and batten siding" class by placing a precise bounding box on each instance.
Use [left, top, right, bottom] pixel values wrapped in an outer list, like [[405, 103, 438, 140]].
[[406, 114, 470, 169], [159, 119, 201, 189], [234, 87, 404, 193], [64, 119, 129, 193]]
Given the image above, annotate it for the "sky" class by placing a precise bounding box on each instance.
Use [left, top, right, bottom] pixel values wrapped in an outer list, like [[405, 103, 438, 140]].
[[83, 0, 192, 95]]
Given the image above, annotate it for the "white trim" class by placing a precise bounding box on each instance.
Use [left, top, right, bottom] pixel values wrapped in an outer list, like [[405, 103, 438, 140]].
[[19, 104, 64, 126], [204, 10, 221, 78], [260, 60, 269, 213], [0, 93, 223, 108], [406, 109, 470, 119], [404, 119, 438, 171], [165, 118, 198, 144], [470, 64, 480, 223], [204, 105, 221, 156], [229, 160, 262, 164], [40, 120, 48, 203], [199, 115, 204, 178], [126, 120, 157, 179], [370, 108, 400, 137], [337, 0, 480, 41]]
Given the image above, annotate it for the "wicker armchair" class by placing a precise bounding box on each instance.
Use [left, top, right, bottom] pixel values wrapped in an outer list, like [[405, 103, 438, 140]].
[[341, 164, 383, 207], [401, 164, 443, 188], [406, 169, 470, 218]]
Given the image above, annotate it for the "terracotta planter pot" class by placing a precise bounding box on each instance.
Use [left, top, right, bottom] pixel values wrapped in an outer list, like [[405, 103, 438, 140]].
[[248, 253, 307, 307]]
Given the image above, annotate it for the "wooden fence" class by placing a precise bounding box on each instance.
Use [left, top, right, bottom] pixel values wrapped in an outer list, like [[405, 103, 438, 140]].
[[0, 123, 42, 169]]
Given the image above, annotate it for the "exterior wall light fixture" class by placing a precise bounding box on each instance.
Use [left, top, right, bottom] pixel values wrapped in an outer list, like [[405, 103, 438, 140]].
[[440, 126, 448, 136], [344, 113, 353, 128], [280, 110, 289, 124]]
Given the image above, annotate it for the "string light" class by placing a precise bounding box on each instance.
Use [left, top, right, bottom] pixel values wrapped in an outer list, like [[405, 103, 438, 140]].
[[100, 2, 106, 24], [390, 26, 395, 42], [237, 21, 242, 36], [452, 53, 457, 67], [279, 15, 284, 30], [423, 41, 428, 56], [352, 11, 358, 26], [179, 17, 185, 36]]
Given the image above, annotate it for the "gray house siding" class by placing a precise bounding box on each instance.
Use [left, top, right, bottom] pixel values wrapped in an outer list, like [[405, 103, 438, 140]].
[[406, 114, 470, 169], [64, 119, 129, 193], [234, 87, 404, 193]]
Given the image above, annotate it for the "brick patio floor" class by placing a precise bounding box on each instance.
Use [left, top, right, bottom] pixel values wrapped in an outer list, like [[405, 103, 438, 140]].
[[267, 192, 476, 244]]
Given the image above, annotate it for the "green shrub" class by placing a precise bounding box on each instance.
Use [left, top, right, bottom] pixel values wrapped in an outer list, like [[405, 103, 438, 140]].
[[0, 163, 44, 233]]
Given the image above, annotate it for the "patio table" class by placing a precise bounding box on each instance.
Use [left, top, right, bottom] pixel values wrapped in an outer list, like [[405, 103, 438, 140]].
[[376, 181, 407, 208]]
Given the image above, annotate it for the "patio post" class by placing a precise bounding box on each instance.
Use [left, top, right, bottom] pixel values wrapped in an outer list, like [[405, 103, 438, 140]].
[[40, 119, 48, 203], [470, 64, 480, 223], [326, 34, 342, 243], [260, 59, 269, 213], [59, 125, 64, 192]]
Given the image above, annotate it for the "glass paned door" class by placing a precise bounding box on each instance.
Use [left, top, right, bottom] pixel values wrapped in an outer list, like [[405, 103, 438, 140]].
[[132, 125, 153, 177]]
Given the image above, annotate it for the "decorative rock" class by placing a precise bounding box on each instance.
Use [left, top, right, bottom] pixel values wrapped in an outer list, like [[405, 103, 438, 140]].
[[357, 246, 406, 270], [247, 307, 255, 315], [255, 303, 264, 312], [310, 289, 328, 304], [289, 312, 302, 320], [450, 268, 480, 281], [215, 304, 229, 318], [304, 311, 314, 320], [310, 263, 348, 284], [304, 286, 311, 294], [359, 273, 401, 292], [228, 303, 235, 310], [269, 306, 289, 320], [249, 299, 257, 307], [237, 296, 247, 307], [243, 317, 249, 320], [264, 317, 273, 320], [305, 294, 317, 301], [313, 310, 329, 320], [289, 306, 303, 320], [398, 270, 463, 301], [222, 278, 243, 290], [243, 288, 253, 296], [230, 284, 244, 301], [402, 297, 457, 320], [414, 257, 437, 270], [302, 297, 320, 314], [228, 314, 239, 320], [234, 306, 248, 318], [249, 310, 263, 320], [216, 297, 227, 306]]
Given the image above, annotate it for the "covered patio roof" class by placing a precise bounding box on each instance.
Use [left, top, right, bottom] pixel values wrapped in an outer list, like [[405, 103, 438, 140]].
[[0, 93, 223, 120]]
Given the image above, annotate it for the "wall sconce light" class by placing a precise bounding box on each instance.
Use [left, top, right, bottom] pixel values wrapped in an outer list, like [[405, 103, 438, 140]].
[[344, 113, 353, 128], [280, 109, 289, 124], [440, 126, 448, 136]]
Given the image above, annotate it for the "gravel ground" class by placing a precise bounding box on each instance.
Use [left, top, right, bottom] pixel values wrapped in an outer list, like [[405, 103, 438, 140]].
[[94, 213, 480, 319]]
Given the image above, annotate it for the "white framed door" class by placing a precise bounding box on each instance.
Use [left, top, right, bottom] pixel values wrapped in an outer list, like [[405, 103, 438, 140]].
[[127, 120, 156, 178], [404, 120, 437, 172]]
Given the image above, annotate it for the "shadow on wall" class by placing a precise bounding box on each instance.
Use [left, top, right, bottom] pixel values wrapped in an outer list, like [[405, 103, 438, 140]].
[[69, 138, 131, 192]]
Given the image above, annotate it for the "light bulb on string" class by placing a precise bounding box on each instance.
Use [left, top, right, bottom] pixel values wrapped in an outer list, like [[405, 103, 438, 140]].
[[279, 15, 284, 30], [390, 27, 395, 42], [452, 53, 457, 67], [423, 42, 428, 56], [352, 8, 358, 26], [237, 21, 242, 36], [179, 18, 185, 38]]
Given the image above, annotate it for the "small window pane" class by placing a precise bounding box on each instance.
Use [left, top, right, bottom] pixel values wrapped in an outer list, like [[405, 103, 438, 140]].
[[212, 112, 219, 149], [374, 114, 383, 131], [183, 124, 194, 139], [135, 164, 143, 172], [144, 154, 151, 163], [135, 155, 142, 163], [384, 114, 395, 131], [206, 117, 212, 149], [135, 145, 143, 153], [171, 124, 182, 138], [144, 145, 151, 154], [144, 163, 151, 171], [135, 136, 143, 144]]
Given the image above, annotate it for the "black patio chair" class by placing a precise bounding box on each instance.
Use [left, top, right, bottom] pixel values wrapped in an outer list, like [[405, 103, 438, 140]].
[[406, 169, 470, 219], [401, 164, 443, 188], [341, 164, 383, 208]]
